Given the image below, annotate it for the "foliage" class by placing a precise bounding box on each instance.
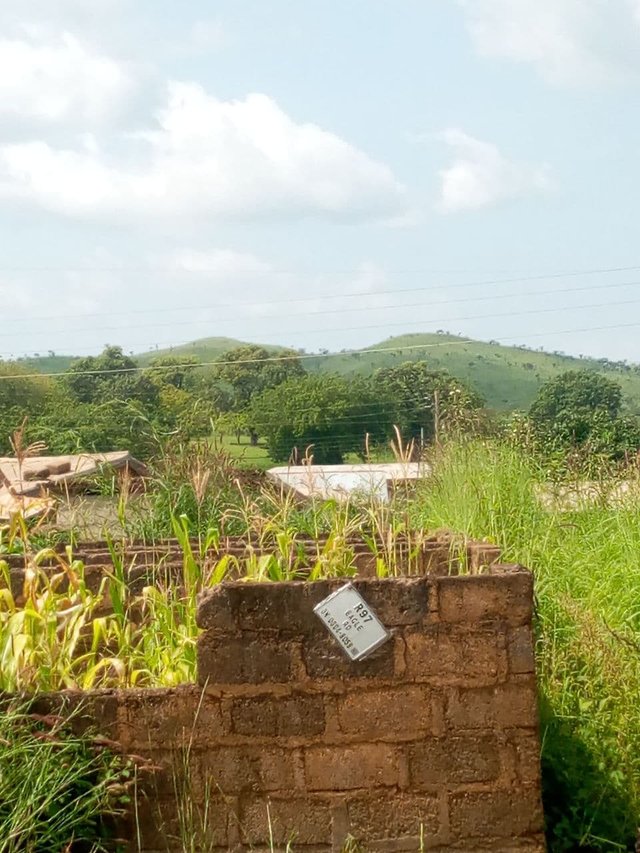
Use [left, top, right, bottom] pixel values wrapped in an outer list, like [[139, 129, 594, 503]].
[[3, 436, 640, 848], [143, 354, 200, 390], [527, 371, 640, 464], [372, 361, 484, 443], [214, 410, 249, 443], [65, 345, 158, 406], [249, 373, 393, 463], [212, 345, 305, 411], [530, 370, 622, 423], [412, 440, 640, 851], [0, 700, 130, 852]]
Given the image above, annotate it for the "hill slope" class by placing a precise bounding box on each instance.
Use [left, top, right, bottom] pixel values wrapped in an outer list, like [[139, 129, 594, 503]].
[[18, 332, 640, 414], [305, 333, 640, 413], [134, 337, 252, 366]]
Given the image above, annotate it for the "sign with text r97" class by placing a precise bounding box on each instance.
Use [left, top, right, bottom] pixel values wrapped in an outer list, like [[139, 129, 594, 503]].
[[313, 583, 390, 661]]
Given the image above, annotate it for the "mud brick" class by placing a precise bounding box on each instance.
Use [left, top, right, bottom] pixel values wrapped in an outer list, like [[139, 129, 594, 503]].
[[350, 578, 431, 626], [303, 635, 396, 680], [408, 735, 500, 786], [239, 797, 332, 846], [508, 625, 536, 674], [31, 690, 120, 739], [231, 693, 325, 737], [422, 540, 456, 576], [337, 687, 432, 738], [236, 582, 329, 636], [196, 587, 240, 632], [346, 793, 440, 843], [118, 687, 214, 750], [200, 746, 297, 794], [446, 680, 539, 730], [466, 543, 502, 573], [197, 634, 296, 685], [304, 744, 399, 790], [405, 625, 505, 685], [437, 571, 533, 626], [132, 796, 229, 849], [509, 730, 543, 783], [449, 788, 544, 838]]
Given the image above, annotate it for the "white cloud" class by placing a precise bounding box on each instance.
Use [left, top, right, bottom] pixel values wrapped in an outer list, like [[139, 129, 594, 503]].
[[0, 82, 406, 223], [437, 129, 552, 213], [458, 0, 640, 86], [0, 32, 135, 124]]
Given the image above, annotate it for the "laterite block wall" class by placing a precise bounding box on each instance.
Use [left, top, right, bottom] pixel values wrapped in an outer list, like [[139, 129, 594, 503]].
[[56, 565, 545, 852]]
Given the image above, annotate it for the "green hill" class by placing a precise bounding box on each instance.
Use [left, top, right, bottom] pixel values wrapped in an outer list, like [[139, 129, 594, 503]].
[[135, 337, 252, 366], [20, 332, 640, 414], [307, 333, 640, 413], [16, 354, 76, 374]]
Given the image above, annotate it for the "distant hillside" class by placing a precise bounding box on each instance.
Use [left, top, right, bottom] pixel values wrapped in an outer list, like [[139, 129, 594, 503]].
[[134, 337, 252, 366], [307, 333, 640, 413], [134, 336, 288, 366], [19, 332, 640, 414], [16, 354, 76, 374]]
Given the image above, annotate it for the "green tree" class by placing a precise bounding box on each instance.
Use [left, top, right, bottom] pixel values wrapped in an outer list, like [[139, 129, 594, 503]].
[[213, 346, 306, 411], [144, 355, 200, 390], [65, 346, 158, 406], [528, 371, 640, 460], [372, 362, 483, 444], [530, 371, 622, 425], [0, 363, 67, 453], [249, 374, 393, 464], [215, 411, 249, 445]]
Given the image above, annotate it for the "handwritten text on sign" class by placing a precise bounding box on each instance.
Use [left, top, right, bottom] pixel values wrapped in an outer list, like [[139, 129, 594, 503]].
[[313, 583, 390, 661]]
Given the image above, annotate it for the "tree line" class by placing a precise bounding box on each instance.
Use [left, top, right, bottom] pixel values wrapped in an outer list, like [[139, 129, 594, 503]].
[[1, 343, 639, 469]]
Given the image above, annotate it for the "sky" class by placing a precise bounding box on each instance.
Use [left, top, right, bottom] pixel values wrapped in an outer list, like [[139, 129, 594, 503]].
[[2, 0, 640, 363]]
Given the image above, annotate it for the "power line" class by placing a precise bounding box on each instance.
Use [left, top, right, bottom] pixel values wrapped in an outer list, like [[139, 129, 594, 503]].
[[6, 276, 640, 330], [1, 292, 639, 354], [1, 319, 639, 382]]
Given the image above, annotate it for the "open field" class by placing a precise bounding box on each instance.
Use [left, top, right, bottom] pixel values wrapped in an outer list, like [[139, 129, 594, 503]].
[[216, 433, 273, 469]]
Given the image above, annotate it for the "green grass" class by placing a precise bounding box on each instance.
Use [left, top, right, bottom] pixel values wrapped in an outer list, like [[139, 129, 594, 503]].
[[3, 435, 640, 849], [0, 701, 128, 852], [412, 441, 640, 850], [217, 434, 274, 469]]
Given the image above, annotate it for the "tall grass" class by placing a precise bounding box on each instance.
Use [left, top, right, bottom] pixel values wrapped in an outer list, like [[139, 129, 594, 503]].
[[413, 441, 640, 850], [0, 700, 130, 852]]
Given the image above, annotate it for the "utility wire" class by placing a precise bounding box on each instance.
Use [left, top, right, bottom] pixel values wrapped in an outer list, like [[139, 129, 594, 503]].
[[2, 319, 640, 382], [2, 291, 640, 358], [6, 276, 640, 330]]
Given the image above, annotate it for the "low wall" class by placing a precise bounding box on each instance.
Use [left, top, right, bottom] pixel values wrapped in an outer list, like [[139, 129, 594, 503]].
[[5, 534, 501, 607], [48, 565, 545, 852]]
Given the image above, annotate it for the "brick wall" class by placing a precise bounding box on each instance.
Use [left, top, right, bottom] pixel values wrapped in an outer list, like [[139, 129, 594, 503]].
[[51, 564, 545, 852]]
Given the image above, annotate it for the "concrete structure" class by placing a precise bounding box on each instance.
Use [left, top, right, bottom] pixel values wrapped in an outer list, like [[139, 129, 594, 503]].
[[267, 462, 429, 502], [0, 451, 148, 498]]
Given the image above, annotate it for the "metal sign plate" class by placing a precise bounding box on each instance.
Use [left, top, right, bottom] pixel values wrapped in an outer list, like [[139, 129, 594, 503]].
[[313, 583, 390, 661]]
